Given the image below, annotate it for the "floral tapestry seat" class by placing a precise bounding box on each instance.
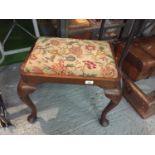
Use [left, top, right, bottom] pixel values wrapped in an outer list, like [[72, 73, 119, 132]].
[[24, 37, 118, 79]]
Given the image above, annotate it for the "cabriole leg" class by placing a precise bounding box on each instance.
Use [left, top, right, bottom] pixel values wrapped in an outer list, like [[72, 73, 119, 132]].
[[100, 88, 122, 127], [17, 79, 37, 123]]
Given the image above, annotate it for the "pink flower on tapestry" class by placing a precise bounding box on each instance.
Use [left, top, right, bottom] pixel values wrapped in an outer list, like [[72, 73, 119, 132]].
[[32, 67, 43, 74], [51, 59, 68, 75], [85, 44, 96, 51], [69, 46, 83, 57], [101, 66, 117, 78], [30, 54, 37, 60], [83, 60, 96, 69], [50, 39, 60, 46]]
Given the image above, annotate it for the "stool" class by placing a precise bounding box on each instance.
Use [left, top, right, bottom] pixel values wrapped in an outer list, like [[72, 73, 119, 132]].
[[17, 37, 121, 127]]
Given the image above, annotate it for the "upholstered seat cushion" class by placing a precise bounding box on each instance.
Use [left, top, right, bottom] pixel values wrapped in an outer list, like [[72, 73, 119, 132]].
[[24, 37, 118, 78]]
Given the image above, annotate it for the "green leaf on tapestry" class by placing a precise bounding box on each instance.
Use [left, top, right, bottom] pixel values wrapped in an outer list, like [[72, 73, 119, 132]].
[[99, 46, 105, 51], [96, 62, 103, 65], [66, 64, 74, 67], [43, 66, 51, 70], [42, 58, 48, 63], [84, 41, 91, 44], [45, 43, 50, 47], [42, 49, 47, 55], [25, 68, 30, 72], [106, 60, 115, 66], [106, 54, 113, 58], [37, 61, 42, 64], [44, 57, 50, 60], [50, 55, 55, 61], [84, 74, 97, 77], [109, 60, 115, 63], [41, 38, 49, 43]]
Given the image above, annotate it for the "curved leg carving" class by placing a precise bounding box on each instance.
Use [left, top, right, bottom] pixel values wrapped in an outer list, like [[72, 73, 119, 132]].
[[100, 88, 122, 127], [17, 79, 37, 123]]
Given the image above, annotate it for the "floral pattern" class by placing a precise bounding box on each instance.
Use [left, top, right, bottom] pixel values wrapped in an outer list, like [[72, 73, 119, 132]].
[[24, 37, 118, 78], [69, 46, 83, 57], [85, 44, 96, 51], [83, 60, 96, 69]]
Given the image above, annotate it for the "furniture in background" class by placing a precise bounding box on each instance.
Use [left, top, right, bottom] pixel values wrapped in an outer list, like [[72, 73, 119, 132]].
[[116, 23, 155, 118], [59, 19, 126, 40], [116, 36, 155, 81], [123, 74, 155, 118], [58, 19, 99, 39], [106, 19, 155, 119], [98, 19, 126, 41], [17, 37, 122, 127]]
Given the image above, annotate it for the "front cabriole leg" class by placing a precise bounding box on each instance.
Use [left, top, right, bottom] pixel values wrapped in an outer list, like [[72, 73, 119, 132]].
[[100, 87, 122, 127], [17, 79, 37, 123]]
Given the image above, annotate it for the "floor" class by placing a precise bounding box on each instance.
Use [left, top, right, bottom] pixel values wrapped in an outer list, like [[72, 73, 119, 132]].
[[0, 63, 155, 135]]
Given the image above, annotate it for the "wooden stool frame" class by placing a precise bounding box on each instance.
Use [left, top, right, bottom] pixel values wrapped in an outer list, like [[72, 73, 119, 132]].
[[17, 44, 122, 127]]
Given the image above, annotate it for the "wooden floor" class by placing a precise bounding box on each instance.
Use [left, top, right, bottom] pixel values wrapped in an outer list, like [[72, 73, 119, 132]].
[[0, 63, 155, 135]]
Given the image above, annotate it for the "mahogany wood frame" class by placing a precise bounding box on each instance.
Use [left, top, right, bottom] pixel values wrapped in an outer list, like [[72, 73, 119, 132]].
[[17, 42, 122, 127]]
